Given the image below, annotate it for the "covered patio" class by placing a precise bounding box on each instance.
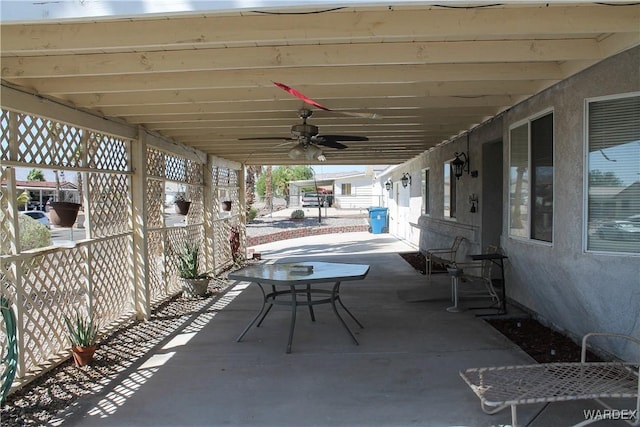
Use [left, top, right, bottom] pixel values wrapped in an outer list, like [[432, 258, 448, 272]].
[[9, 232, 621, 426], [1, 2, 639, 424]]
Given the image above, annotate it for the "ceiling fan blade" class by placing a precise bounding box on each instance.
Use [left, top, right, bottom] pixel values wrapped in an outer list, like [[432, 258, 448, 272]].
[[273, 82, 382, 119], [319, 135, 369, 142], [273, 81, 331, 111], [238, 136, 296, 141], [314, 139, 348, 149]]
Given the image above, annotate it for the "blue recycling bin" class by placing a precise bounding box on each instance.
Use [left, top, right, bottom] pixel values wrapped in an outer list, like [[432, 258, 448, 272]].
[[368, 207, 388, 234]]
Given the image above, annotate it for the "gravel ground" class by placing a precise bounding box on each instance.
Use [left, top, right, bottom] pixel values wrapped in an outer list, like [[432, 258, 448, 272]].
[[246, 213, 368, 238], [0, 283, 235, 426]]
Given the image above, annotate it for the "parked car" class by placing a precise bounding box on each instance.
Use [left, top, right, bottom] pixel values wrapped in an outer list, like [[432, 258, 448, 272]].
[[596, 220, 640, 241], [20, 210, 51, 229], [302, 193, 325, 207]]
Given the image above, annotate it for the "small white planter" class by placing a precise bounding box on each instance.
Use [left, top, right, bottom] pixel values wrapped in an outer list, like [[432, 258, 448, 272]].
[[179, 277, 209, 298]]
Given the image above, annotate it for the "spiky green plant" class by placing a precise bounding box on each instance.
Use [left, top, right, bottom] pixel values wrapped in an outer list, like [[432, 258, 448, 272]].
[[177, 243, 211, 279], [64, 311, 99, 347]]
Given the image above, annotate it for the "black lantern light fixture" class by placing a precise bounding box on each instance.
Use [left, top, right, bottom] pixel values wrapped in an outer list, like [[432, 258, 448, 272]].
[[401, 173, 411, 188], [451, 152, 469, 180], [385, 179, 392, 191]]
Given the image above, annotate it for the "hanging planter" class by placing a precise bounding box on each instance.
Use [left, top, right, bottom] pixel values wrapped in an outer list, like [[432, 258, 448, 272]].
[[222, 201, 232, 211], [174, 200, 191, 215], [49, 202, 81, 227]]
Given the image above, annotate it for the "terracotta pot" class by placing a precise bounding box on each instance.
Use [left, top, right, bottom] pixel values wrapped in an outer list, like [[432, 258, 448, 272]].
[[175, 200, 191, 215], [179, 277, 209, 298], [222, 201, 232, 211], [71, 345, 96, 367], [49, 202, 81, 227]]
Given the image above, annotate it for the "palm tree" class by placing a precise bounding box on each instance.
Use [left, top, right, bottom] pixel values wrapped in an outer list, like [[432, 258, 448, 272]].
[[26, 169, 45, 181], [245, 165, 261, 216], [264, 166, 273, 212]]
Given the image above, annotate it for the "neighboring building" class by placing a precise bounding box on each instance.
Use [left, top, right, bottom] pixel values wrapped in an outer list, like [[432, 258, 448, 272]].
[[1, 180, 79, 210], [289, 166, 387, 209], [377, 47, 640, 361]]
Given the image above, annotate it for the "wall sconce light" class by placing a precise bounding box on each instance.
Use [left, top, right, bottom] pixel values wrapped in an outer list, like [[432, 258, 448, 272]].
[[452, 152, 469, 180], [469, 194, 478, 213], [385, 179, 392, 191], [401, 173, 411, 188]]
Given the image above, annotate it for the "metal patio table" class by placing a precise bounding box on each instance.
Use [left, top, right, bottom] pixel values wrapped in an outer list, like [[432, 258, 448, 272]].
[[229, 261, 370, 353]]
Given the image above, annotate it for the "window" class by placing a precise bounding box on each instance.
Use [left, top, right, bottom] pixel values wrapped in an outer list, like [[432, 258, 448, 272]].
[[509, 111, 554, 242], [341, 183, 352, 196], [586, 94, 640, 254], [444, 162, 456, 218], [422, 168, 430, 215]]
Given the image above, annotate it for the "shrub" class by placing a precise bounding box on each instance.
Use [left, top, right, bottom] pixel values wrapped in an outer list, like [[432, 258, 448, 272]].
[[247, 207, 258, 222], [290, 209, 305, 219], [19, 214, 51, 251]]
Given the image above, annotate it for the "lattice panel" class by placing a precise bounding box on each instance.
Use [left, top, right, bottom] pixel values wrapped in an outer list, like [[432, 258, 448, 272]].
[[0, 109, 9, 161], [89, 236, 134, 322], [147, 230, 166, 301], [212, 220, 234, 273], [0, 267, 16, 386], [216, 167, 230, 186], [165, 154, 187, 183], [146, 147, 165, 178], [0, 167, 15, 256], [87, 133, 129, 172], [227, 188, 240, 217], [228, 169, 238, 187], [16, 115, 83, 168], [87, 173, 132, 237], [186, 160, 203, 185], [18, 248, 87, 371], [185, 185, 204, 225], [146, 178, 164, 229]]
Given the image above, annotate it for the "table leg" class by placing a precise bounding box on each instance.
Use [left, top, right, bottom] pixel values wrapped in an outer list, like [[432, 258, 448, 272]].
[[306, 284, 316, 322], [237, 282, 268, 342], [286, 284, 297, 353], [256, 285, 276, 327], [331, 281, 361, 345]]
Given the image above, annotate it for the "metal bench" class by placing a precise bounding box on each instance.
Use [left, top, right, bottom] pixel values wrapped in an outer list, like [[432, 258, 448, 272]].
[[460, 332, 640, 427]]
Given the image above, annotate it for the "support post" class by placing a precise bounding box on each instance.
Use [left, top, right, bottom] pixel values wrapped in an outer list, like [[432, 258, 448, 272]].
[[131, 129, 151, 320]]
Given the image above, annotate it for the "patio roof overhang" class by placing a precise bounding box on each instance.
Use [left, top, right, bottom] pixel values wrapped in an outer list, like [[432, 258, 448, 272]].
[[1, 2, 639, 166]]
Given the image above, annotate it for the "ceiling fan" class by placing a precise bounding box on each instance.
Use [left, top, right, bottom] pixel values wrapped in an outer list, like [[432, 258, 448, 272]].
[[239, 108, 369, 161]]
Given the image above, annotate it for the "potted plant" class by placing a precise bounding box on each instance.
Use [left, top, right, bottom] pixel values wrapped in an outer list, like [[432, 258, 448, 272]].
[[64, 311, 99, 367], [177, 243, 211, 298], [174, 194, 191, 215]]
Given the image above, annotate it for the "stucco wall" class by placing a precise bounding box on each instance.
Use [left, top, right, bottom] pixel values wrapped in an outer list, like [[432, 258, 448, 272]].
[[501, 47, 640, 361], [379, 46, 639, 361]]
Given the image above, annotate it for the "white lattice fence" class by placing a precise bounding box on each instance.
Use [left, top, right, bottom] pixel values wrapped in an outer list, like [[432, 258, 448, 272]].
[[88, 236, 135, 322], [1, 107, 136, 385], [18, 248, 87, 371], [210, 165, 242, 272], [144, 147, 207, 301], [147, 230, 166, 302]]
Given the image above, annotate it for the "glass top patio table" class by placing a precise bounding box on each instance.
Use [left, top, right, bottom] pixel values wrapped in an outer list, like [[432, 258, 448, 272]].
[[229, 262, 370, 353]]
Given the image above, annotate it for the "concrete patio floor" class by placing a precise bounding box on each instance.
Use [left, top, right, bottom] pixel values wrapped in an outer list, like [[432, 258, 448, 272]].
[[56, 232, 626, 427]]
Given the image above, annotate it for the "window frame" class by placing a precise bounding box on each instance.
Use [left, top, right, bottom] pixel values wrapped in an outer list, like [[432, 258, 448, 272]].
[[507, 108, 555, 244], [341, 183, 352, 196], [422, 168, 430, 215], [583, 92, 640, 255], [444, 161, 456, 219]]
